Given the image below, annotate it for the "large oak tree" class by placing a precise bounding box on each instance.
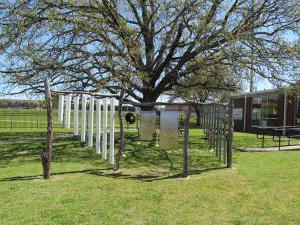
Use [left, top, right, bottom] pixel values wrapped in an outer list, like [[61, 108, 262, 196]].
[[0, 0, 299, 102]]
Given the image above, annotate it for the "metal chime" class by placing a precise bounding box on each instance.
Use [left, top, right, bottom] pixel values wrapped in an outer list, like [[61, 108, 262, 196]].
[[57, 94, 116, 165], [200, 104, 228, 162]]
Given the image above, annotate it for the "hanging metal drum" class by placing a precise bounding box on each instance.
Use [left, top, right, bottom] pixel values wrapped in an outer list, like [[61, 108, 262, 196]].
[[140, 111, 156, 140], [160, 111, 179, 150]]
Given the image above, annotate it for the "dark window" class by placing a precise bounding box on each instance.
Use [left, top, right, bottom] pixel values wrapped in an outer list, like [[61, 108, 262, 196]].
[[251, 95, 278, 127]]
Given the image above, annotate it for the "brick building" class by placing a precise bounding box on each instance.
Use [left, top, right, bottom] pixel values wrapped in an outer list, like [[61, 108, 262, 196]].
[[231, 89, 299, 133]]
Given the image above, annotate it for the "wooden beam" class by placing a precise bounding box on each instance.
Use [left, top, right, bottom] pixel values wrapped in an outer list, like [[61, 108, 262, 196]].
[[51, 90, 119, 98], [116, 89, 125, 170]]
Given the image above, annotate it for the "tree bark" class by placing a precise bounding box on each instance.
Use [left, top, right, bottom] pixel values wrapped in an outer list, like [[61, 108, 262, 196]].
[[140, 90, 159, 110], [41, 78, 53, 179], [193, 104, 201, 126], [116, 89, 125, 170], [183, 105, 191, 178]]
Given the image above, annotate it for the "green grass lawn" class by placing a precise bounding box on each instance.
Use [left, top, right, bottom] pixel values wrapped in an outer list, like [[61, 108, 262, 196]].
[[0, 129, 299, 224], [233, 132, 300, 148]]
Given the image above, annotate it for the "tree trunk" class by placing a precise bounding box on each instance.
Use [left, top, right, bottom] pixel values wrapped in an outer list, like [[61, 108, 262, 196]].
[[140, 90, 159, 110], [193, 104, 201, 126], [41, 78, 53, 179], [116, 90, 125, 170], [183, 105, 191, 178]]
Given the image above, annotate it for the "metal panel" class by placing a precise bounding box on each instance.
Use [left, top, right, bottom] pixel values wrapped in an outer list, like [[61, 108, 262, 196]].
[[140, 111, 156, 140], [160, 111, 179, 150]]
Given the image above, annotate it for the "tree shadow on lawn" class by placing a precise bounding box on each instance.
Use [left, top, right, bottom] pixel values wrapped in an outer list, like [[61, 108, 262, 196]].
[[0, 145, 225, 183], [0, 166, 226, 183], [0, 138, 108, 168], [0, 169, 106, 182], [0, 132, 226, 182]]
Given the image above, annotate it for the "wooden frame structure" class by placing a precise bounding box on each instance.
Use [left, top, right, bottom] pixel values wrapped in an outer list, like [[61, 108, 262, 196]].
[[43, 79, 233, 179]]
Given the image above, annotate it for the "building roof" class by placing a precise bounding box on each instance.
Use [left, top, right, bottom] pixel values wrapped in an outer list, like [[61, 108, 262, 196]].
[[231, 88, 283, 99]]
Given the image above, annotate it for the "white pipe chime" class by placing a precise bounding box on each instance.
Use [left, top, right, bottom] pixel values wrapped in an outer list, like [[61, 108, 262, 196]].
[[56, 94, 116, 165], [88, 96, 94, 147], [95, 99, 102, 154], [73, 96, 79, 135], [102, 98, 108, 160], [58, 95, 64, 123], [81, 96, 87, 142], [65, 95, 72, 129], [109, 98, 115, 165], [64, 95, 69, 128]]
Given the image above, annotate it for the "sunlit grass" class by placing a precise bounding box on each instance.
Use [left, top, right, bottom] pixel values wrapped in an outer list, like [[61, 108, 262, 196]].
[[0, 129, 300, 224]]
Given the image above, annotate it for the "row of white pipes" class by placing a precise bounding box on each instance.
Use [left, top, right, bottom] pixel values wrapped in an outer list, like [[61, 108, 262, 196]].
[[57, 95, 115, 165]]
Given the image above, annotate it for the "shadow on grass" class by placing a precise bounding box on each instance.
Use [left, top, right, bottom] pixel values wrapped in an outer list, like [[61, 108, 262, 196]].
[[0, 169, 103, 182], [0, 131, 226, 182], [0, 165, 226, 183]]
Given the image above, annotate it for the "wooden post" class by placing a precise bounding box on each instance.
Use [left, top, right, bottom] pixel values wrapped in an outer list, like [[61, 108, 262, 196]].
[[183, 105, 191, 178], [116, 90, 125, 170], [42, 78, 53, 179], [227, 100, 233, 168]]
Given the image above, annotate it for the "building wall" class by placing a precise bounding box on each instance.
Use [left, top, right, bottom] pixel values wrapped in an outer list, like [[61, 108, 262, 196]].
[[232, 98, 245, 132], [232, 94, 296, 133], [246, 97, 252, 131], [287, 96, 294, 126]]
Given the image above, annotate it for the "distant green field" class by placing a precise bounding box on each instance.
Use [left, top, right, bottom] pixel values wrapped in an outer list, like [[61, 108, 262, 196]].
[[0, 108, 194, 131], [0, 108, 139, 130]]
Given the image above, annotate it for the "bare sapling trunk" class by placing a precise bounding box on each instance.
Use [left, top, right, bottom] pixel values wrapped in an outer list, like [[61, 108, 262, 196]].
[[183, 105, 192, 178], [42, 78, 53, 179], [116, 89, 125, 170]]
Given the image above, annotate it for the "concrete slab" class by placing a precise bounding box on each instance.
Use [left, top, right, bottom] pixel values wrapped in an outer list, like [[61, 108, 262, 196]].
[[234, 145, 300, 152]]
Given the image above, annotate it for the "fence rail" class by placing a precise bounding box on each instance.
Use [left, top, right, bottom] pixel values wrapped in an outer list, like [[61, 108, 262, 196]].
[[0, 109, 197, 130]]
